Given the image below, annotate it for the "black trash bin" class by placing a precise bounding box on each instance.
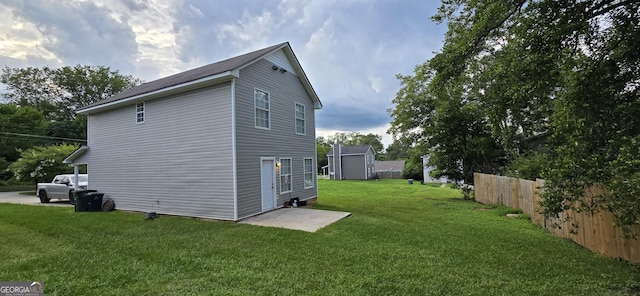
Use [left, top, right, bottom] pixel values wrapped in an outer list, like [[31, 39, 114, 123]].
[[87, 192, 104, 212], [74, 190, 97, 212]]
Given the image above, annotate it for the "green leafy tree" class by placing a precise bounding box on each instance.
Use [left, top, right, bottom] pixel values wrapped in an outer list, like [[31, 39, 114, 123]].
[[389, 65, 504, 184], [0, 104, 48, 180], [327, 132, 384, 154], [385, 138, 410, 160], [8, 144, 80, 185], [316, 137, 331, 173], [1, 65, 141, 139], [390, 0, 640, 230]]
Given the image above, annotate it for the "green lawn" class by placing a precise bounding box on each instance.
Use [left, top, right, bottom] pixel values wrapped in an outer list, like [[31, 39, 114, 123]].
[[0, 179, 638, 295]]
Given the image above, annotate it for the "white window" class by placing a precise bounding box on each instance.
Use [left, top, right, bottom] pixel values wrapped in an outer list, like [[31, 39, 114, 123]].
[[255, 89, 270, 129], [136, 102, 145, 123], [295, 103, 305, 135], [304, 158, 314, 188], [280, 158, 292, 193]]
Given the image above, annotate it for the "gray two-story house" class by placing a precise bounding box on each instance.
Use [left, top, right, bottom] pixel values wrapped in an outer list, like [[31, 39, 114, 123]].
[[64, 42, 322, 221]]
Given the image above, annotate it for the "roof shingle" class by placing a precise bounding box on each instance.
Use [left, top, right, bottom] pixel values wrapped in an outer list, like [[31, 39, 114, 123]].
[[79, 42, 287, 111]]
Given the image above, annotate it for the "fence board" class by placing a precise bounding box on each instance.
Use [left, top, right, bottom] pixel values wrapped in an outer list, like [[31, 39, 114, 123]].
[[473, 172, 640, 262]]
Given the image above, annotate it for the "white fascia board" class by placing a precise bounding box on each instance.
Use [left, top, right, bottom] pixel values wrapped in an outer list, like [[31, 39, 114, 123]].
[[78, 71, 238, 115], [240, 43, 322, 110], [63, 145, 88, 164]]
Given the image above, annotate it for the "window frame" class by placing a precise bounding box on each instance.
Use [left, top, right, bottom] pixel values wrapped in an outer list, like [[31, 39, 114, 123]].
[[279, 157, 292, 194], [304, 157, 314, 189], [295, 103, 305, 135], [254, 88, 271, 129], [136, 102, 145, 124]]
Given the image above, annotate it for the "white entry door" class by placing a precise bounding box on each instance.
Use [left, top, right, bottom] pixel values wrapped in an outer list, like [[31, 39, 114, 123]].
[[261, 158, 276, 211]]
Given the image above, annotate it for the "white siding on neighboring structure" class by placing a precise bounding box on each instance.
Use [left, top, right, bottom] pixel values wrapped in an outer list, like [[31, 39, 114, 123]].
[[235, 58, 317, 219], [86, 83, 236, 220]]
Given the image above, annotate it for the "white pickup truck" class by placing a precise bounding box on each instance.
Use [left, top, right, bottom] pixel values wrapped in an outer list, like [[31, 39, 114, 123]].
[[36, 174, 88, 204]]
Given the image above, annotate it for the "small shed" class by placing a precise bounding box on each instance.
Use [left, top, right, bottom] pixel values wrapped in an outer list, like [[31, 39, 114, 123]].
[[375, 160, 405, 179], [326, 143, 376, 180]]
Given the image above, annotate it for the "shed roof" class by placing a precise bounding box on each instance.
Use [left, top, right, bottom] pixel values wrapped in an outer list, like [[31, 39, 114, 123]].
[[375, 160, 405, 172], [78, 42, 322, 114], [327, 145, 374, 156]]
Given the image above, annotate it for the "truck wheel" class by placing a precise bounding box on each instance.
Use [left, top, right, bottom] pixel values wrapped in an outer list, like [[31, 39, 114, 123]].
[[69, 192, 76, 205], [39, 191, 50, 203]]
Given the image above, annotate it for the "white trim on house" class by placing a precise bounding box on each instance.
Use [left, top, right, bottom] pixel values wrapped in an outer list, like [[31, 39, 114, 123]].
[[295, 102, 305, 135], [254, 88, 271, 130], [136, 102, 145, 124], [236, 43, 322, 109], [260, 157, 277, 212], [279, 157, 292, 194], [231, 79, 238, 221], [63, 146, 89, 164], [78, 71, 238, 115], [304, 157, 314, 189]]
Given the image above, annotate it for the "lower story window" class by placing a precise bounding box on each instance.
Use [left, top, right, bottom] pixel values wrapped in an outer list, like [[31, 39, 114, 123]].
[[304, 158, 314, 188], [280, 158, 292, 193]]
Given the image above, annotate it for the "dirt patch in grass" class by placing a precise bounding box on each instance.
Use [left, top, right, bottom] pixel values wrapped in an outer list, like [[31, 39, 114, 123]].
[[424, 197, 472, 203], [475, 208, 493, 211]]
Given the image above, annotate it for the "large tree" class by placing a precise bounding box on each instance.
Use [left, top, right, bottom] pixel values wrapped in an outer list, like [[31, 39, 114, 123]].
[[326, 132, 384, 154], [1, 65, 142, 139], [0, 104, 48, 180], [8, 143, 80, 185], [389, 0, 640, 230]]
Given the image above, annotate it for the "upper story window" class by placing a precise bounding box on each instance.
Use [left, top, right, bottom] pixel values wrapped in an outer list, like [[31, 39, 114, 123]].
[[255, 89, 270, 129], [280, 158, 292, 193], [136, 102, 145, 123], [295, 103, 305, 135]]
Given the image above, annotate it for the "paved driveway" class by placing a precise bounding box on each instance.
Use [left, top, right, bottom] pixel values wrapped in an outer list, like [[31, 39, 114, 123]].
[[0, 191, 73, 207]]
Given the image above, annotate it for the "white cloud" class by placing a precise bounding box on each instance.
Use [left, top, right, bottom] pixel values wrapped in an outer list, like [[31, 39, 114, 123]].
[[0, 0, 447, 139], [0, 4, 60, 65], [217, 10, 278, 51]]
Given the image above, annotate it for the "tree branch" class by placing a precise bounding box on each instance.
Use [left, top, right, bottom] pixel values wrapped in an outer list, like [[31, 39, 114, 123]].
[[588, 0, 638, 18]]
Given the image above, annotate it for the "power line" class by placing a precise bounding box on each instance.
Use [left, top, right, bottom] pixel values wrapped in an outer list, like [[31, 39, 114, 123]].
[[0, 131, 86, 142]]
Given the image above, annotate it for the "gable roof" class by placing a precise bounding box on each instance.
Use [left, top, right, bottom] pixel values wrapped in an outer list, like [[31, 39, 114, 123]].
[[327, 145, 375, 156], [78, 42, 322, 114], [375, 160, 405, 172]]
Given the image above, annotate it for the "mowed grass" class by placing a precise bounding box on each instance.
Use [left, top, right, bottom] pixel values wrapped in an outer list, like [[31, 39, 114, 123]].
[[0, 179, 638, 295]]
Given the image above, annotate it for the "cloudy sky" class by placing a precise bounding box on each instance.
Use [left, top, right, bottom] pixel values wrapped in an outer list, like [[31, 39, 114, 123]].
[[0, 0, 447, 147]]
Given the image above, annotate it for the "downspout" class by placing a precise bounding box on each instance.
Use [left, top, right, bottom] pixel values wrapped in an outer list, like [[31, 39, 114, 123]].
[[338, 144, 343, 180], [231, 79, 238, 221]]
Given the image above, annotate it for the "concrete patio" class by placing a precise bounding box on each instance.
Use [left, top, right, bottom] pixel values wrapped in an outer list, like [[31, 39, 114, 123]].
[[239, 208, 351, 232]]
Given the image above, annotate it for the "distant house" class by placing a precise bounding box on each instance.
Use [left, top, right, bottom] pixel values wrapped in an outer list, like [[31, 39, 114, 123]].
[[375, 160, 405, 179], [63, 42, 322, 221], [422, 155, 448, 183], [326, 143, 376, 180]]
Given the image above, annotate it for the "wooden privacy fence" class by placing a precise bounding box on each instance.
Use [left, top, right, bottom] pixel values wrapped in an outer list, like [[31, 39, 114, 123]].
[[474, 172, 640, 262]]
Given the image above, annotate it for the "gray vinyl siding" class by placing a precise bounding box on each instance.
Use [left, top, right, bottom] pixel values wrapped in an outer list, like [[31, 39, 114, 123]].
[[264, 49, 295, 74], [332, 145, 342, 180], [342, 155, 366, 180], [85, 83, 235, 220], [366, 150, 376, 179], [235, 58, 317, 219]]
